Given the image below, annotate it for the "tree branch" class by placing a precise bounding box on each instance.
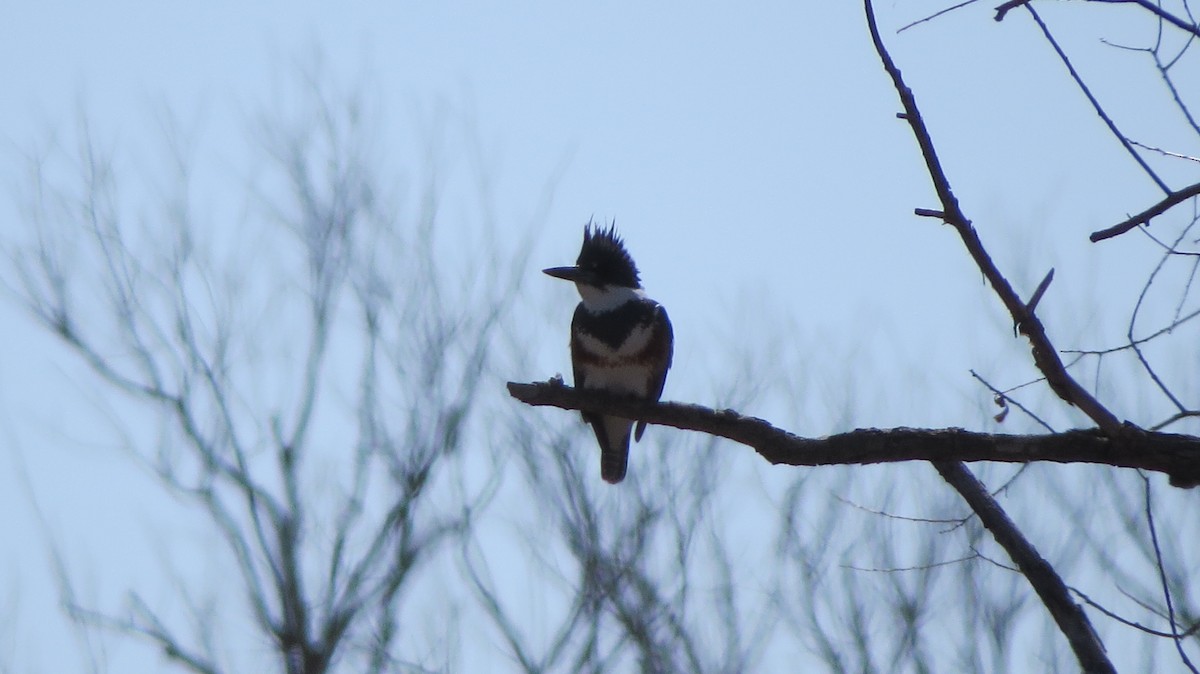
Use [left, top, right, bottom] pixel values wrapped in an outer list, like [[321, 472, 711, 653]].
[[931, 462, 1115, 674], [506, 381, 1200, 484], [1092, 0, 1200, 39], [993, 0, 1031, 21], [1024, 4, 1171, 195], [997, 0, 1200, 40], [1091, 181, 1200, 242], [865, 0, 1122, 434]]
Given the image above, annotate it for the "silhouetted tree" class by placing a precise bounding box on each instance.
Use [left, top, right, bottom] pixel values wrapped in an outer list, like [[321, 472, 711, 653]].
[[9, 71, 531, 673]]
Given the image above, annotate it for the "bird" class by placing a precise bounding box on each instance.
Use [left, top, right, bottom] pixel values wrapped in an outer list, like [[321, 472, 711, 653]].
[[543, 223, 673, 483]]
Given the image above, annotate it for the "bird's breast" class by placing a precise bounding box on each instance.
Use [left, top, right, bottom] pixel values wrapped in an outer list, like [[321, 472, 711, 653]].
[[572, 322, 662, 397], [575, 322, 656, 360], [576, 361, 655, 397]]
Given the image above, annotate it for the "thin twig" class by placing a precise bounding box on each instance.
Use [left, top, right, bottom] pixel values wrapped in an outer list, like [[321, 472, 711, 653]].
[[1025, 4, 1171, 195], [1092, 0, 1200, 39], [1151, 410, 1200, 432], [1072, 585, 1200, 639], [1142, 473, 1200, 672], [834, 494, 969, 524], [898, 0, 981, 33], [970, 370, 1056, 432], [843, 553, 982, 573], [1130, 140, 1200, 164], [1127, 219, 1193, 414], [1062, 306, 1200, 357]]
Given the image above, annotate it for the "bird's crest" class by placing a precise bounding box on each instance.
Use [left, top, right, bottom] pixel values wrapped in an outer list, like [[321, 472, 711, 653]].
[[578, 221, 641, 289]]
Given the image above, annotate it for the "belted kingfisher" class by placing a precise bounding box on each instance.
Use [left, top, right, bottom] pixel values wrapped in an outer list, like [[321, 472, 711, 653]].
[[544, 223, 673, 484]]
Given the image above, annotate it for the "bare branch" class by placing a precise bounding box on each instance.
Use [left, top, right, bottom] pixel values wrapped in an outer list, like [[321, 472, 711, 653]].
[[1026, 268, 1055, 315], [1141, 474, 1200, 673], [970, 369, 1057, 432], [863, 0, 1124, 434], [506, 381, 1200, 484], [1130, 140, 1200, 164], [931, 461, 1114, 674], [1091, 181, 1200, 242], [997, 0, 1200, 39], [1091, 0, 1200, 39], [993, 0, 1030, 21], [1026, 4, 1172, 195], [898, 0, 981, 33], [1071, 586, 1200, 639]]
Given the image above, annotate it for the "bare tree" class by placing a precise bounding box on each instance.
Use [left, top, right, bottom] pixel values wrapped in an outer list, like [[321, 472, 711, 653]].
[[8, 72, 531, 673], [510, 2, 1200, 672]]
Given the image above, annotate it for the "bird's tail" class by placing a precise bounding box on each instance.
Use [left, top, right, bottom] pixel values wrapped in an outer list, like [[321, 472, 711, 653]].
[[596, 416, 634, 484], [601, 446, 628, 483]]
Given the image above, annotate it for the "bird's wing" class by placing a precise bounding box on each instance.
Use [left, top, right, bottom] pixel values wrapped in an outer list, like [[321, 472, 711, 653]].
[[569, 304, 595, 425], [635, 304, 673, 442]]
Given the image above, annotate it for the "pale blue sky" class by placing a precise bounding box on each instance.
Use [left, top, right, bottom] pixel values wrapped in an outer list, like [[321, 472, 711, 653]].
[[1, 1, 1189, 671]]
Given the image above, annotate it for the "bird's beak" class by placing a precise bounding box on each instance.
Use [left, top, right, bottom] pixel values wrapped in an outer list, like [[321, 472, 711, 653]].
[[543, 266, 586, 282]]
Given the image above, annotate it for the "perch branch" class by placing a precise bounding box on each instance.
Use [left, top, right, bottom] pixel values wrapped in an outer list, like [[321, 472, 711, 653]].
[[507, 382, 1200, 484]]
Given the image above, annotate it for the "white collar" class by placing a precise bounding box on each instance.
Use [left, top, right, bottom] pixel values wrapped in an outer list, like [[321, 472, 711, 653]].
[[577, 284, 646, 312]]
